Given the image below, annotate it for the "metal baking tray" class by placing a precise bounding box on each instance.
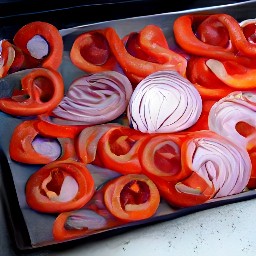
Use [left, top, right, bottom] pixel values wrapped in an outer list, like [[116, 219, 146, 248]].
[[1, 0, 256, 250]]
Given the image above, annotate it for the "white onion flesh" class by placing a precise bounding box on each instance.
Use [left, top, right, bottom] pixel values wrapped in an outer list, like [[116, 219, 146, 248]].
[[186, 133, 251, 198], [208, 91, 256, 148], [127, 70, 202, 133], [52, 71, 133, 125]]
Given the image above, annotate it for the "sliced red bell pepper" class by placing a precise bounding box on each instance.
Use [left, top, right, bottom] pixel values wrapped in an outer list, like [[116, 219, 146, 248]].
[[107, 26, 186, 83], [36, 115, 88, 139], [235, 121, 256, 189], [13, 21, 63, 70], [206, 59, 256, 89], [138, 134, 186, 182], [9, 119, 61, 164], [186, 57, 233, 100], [173, 14, 253, 66], [26, 159, 95, 213], [138, 24, 187, 76], [138, 132, 215, 208], [0, 68, 64, 116], [0, 40, 16, 77], [52, 189, 124, 242], [123, 32, 158, 62], [96, 126, 147, 174], [70, 30, 117, 73], [103, 174, 160, 221], [9, 119, 77, 164], [76, 123, 119, 164]]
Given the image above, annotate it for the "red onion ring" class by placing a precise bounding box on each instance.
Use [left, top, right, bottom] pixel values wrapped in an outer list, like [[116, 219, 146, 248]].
[[52, 71, 133, 125]]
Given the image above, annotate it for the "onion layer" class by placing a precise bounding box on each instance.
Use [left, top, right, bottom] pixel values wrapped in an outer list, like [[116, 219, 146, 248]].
[[52, 71, 133, 125], [208, 91, 256, 148], [127, 70, 202, 133], [185, 131, 251, 198]]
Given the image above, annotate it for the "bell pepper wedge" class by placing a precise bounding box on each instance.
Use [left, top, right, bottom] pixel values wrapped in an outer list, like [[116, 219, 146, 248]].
[[186, 100, 216, 132], [96, 126, 147, 174], [52, 189, 124, 242], [76, 123, 119, 164], [206, 59, 256, 89], [235, 122, 256, 189], [103, 27, 187, 84], [137, 24, 187, 76], [35, 115, 88, 139], [25, 159, 95, 213], [9, 119, 78, 164], [13, 21, 63, 70], [173, 14, 253, 66], [138, 134, 187, 182], [123, 32, 158, 63], [9, 119, 62, 164], [151, 174, 215, 208], [103, 174, 160, 221], [138, 132, 215, 208], [186, 57, 233, 100], [0, 68, 64, 116], [0, 40, 16, 78], [70, 30, 117, 73]]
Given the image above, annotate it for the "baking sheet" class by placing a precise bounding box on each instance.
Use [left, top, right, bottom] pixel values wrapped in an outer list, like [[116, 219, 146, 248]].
[[1, 0, 256, 250]]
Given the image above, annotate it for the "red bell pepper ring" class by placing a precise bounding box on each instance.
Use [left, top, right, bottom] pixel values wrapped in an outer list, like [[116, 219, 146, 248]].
[[173, 14, 254, 66], [52, 189, 124, 242], [138, 25, 187, 76], [9, 119, 62, 164], [206, 59, 256, 90], [138, 134, 187, 182], [13, 21, 63, 70], [76, 123, 119, 164], [123, 32, 158, 62], [36, 115, 88, 139], [96, 126, 147, 174], [97, 27, 186, 84], [0, 40, 16, 77], [9, 119, 78, 164], [104, 174, 160, 221], [70, 30, 117, 73], [52, 210, 116, 242], [26, 159, 95, 213], [186, 57, 233, 100], [0, 68, 64, 116], [138, 132, 215, 208], [235, 122, 256, 189]]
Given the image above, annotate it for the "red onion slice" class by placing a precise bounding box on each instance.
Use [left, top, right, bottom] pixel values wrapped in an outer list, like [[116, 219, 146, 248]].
[[208, 91, 256, 148], [127, 70, 202, 133], [65, 209, 107, 231], [186, 132, 251, 198], [52, 71, 133, 125]]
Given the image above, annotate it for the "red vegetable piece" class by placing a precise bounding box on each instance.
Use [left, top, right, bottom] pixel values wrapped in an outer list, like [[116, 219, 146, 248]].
[[9, 119, 61, 164], [0, 40, 16, 77], [76, 123, 119, 164], [173, 14, 254, 66], [96, 126, 147, 174], [0, 68, 64, 116], [104, 174, 160, 221], [26, 159, 95, 213], [36, 115, 88, 139], [13, 21, 63, 70], [186, 57, 233, 100], [70, 30, 117, 73]]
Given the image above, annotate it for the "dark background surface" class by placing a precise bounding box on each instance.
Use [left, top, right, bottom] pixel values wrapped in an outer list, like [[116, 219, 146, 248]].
[[0, 0, 252, 255]]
